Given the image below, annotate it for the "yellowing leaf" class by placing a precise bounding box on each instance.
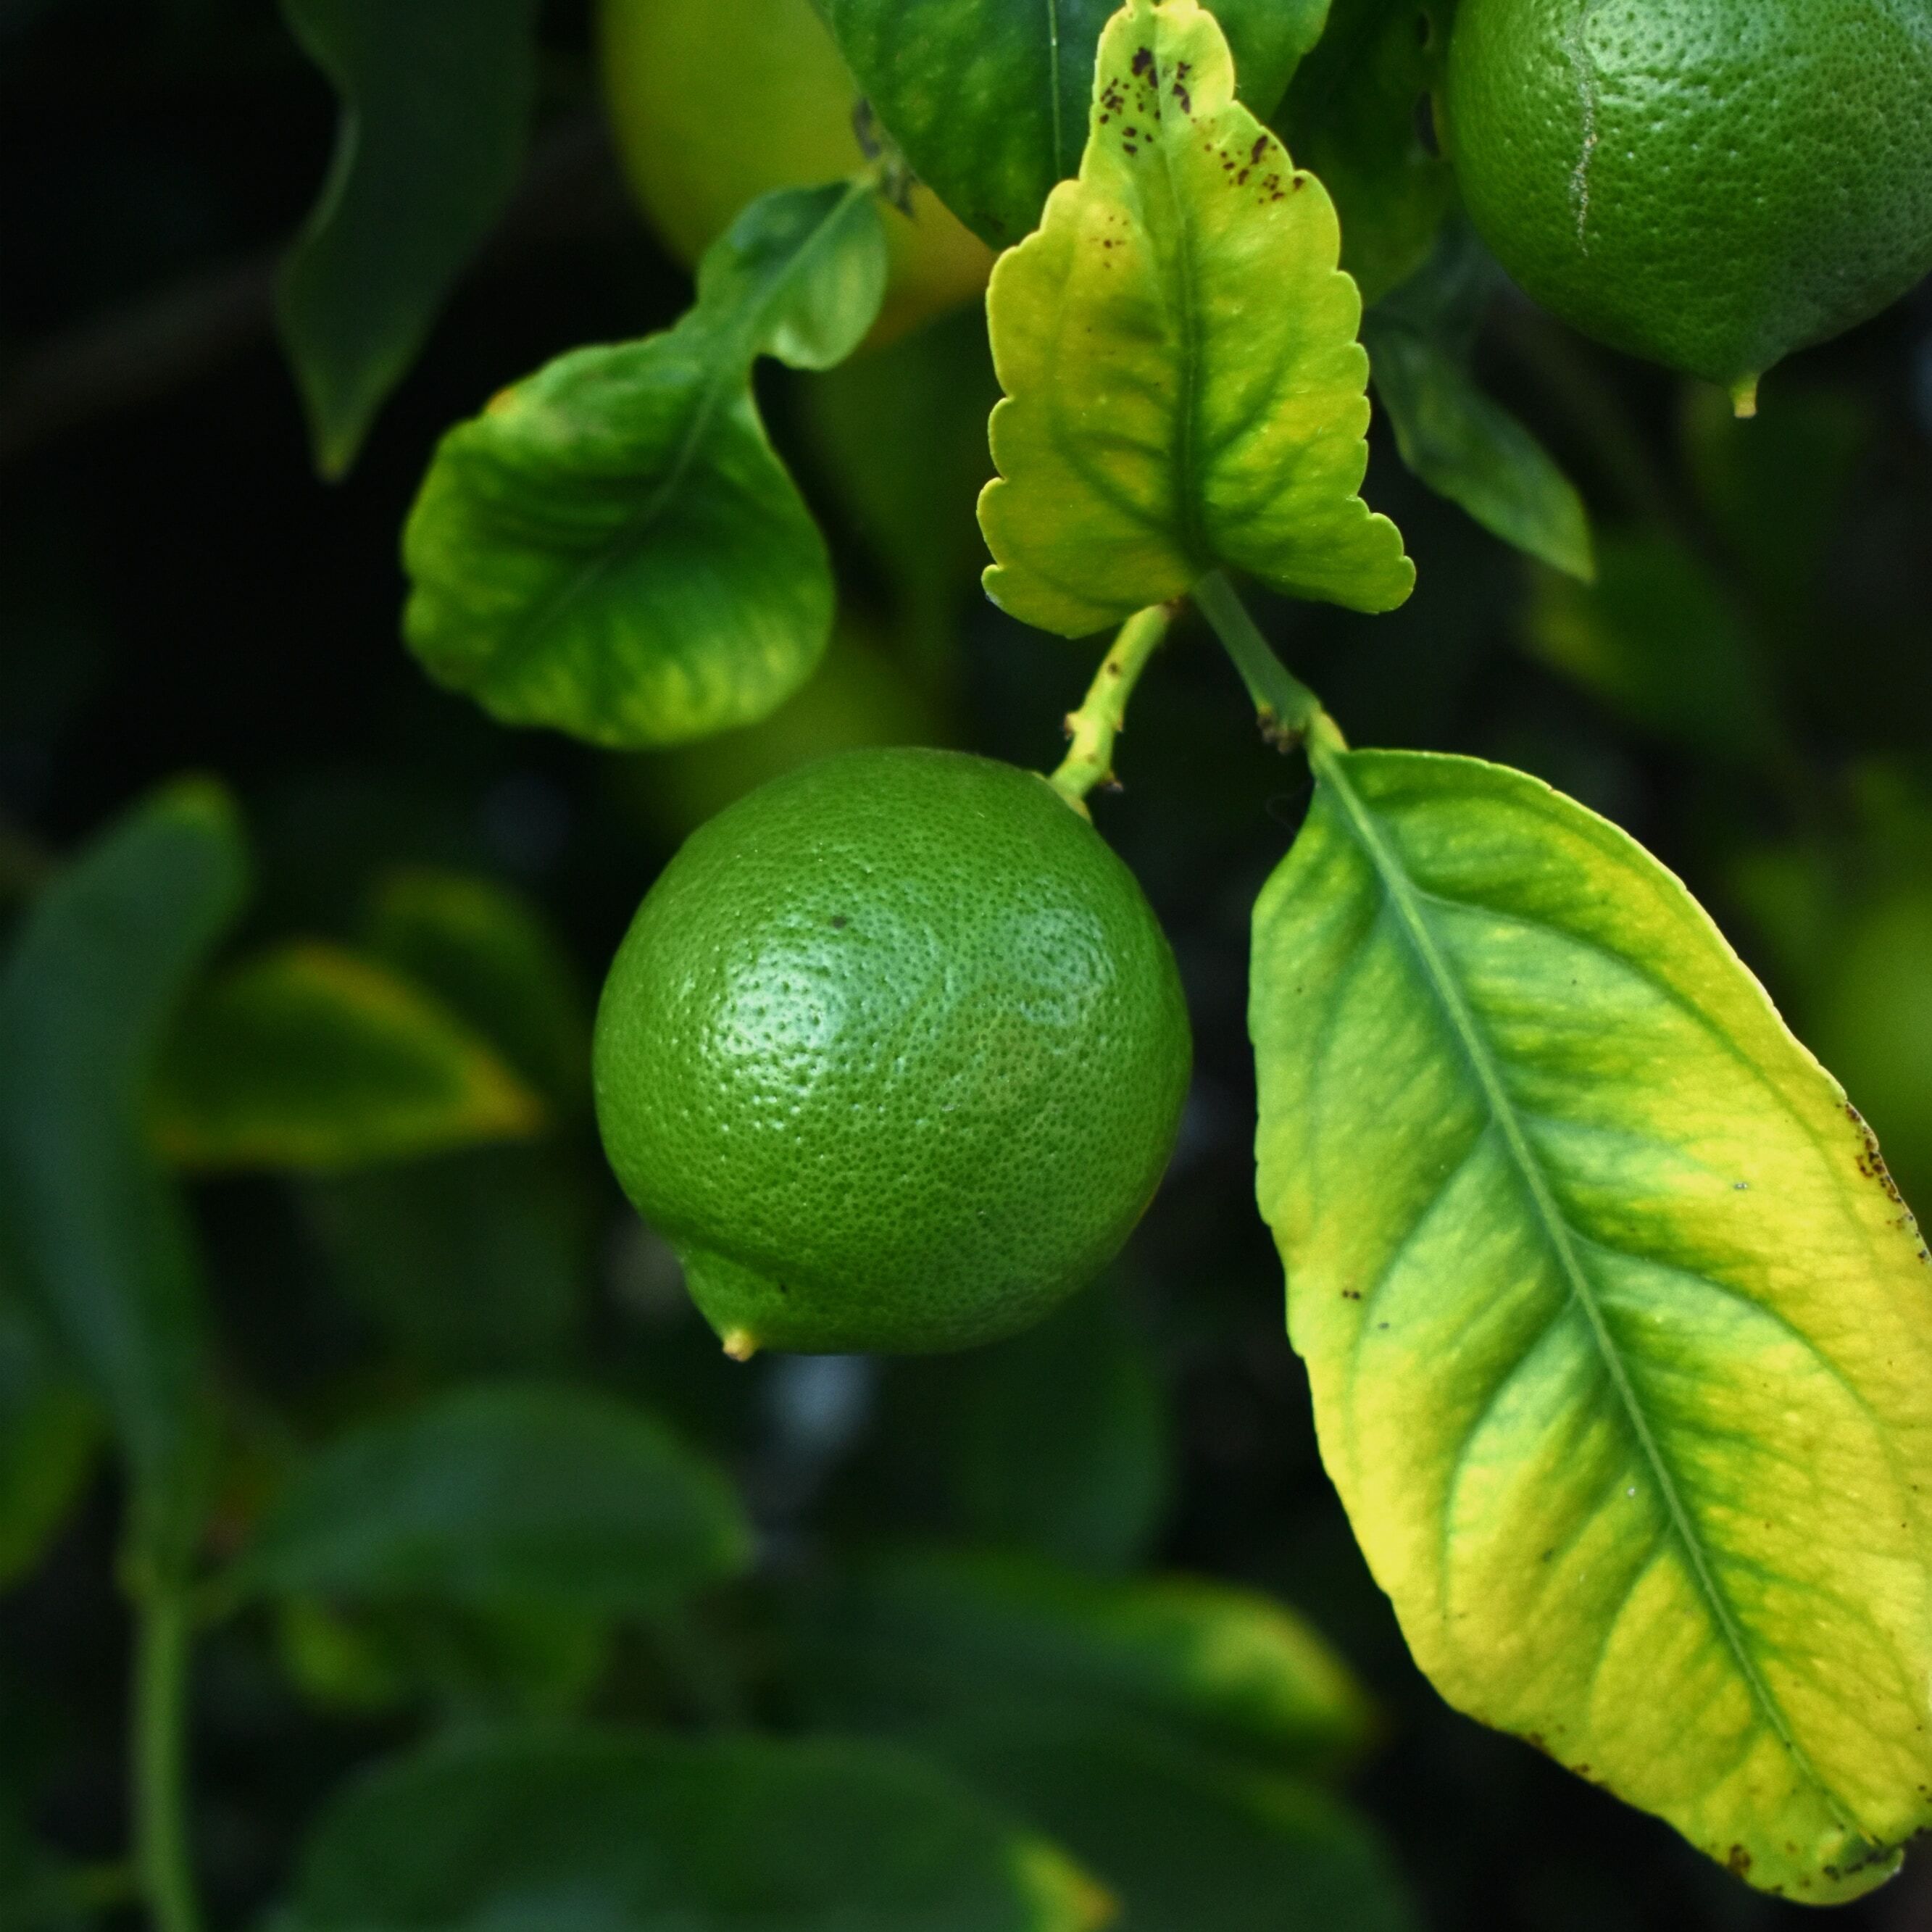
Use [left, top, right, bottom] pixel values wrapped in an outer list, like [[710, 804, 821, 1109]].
[[1251, 747, 1932, 1902], [978, 0, 1412, 638], [154, 942, 546, 1174]]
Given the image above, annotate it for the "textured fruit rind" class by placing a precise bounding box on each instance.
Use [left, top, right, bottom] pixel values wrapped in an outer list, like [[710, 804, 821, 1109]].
[[1443, 0, 1932, 391], [594, 749, 1192, 1355]]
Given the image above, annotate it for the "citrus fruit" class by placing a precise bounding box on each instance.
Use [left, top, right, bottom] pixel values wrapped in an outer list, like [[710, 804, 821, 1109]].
[[597, 0, 995, 347], [593, 749, 1192, 1357], [1441, 0, 1932, 409]]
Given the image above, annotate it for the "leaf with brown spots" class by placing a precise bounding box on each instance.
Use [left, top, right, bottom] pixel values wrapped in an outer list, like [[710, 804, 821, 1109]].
[[978, 0, 1412, 637]]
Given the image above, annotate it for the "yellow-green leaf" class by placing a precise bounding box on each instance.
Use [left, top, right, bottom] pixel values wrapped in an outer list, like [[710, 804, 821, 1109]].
[[978, 0, 1412, 638], [154, 941, 546, 1173], [1251, 746, 1932, 1902]]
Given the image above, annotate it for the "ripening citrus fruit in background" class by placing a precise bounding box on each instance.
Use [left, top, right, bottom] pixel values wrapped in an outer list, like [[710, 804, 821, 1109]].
[[597, 0, 995, 346], [594, 749, 1192, 1358], [1442, 0, 1932, 410]]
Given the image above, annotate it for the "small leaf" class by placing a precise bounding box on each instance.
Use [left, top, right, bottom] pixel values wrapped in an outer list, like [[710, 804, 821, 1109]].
[[805, 1547, 1373, 1776], [282, 1728, 1109, 1932], [231, 1383, 753, 1612], [935, 1721, 1421, 1932], [1273, 0, 1454, 304], [278, 0, 540, 477], [0, 781, 247, 1569], [1252, 747, 1932, 1899], [979, 0, 1412, 638], [362, 868, 589, 1111], [1366, 225, 1594, 580], [1523, 531, 1783, 769], [824, 0, 1331, 249], [403, 181, 886, 748], [0, 1279, 96, 1589], [152, 941, 547, 1174], [949, 1288, 1173, 1574], [304, 1144, 589, 1373]]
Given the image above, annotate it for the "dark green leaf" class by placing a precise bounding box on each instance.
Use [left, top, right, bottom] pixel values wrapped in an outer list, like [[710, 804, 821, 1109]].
[[804, 1548, 1373, 1777], [1523, 531, 1783, 768], [949, 1289, 1172, 1574], [0, 1280, 96, 1589], [0, 781, 247, 1569], [278, 0, 540, 477], [303, 1144, 589, 1374], [282, 1728, 1108, 1932], [936, 1720, 1421, 1932], [403, 182, 886, 748], [1274, 0, 1454, 303], [362, 868, 589, 1111], [1367, 225, 1594, 579], [231, 1383, 753, 1612], [154, 941, 547, 1173], [823, 0, 1330, 249]]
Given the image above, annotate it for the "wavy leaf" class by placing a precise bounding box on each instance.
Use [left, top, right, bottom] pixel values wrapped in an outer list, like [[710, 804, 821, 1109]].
[[0, 781, 247, 1569], [1251, 746, 1932, 1901], [153, 941, 546, 1173], [282, 1728, 1109, 1932], [979, 0, 1412, 638], [823, 0, 1330, 249], [402, 180, 886, 748], [278, 0, 539, 476]]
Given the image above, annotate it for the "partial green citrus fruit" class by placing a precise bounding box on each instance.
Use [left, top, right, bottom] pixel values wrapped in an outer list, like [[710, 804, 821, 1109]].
[[594, 749, 1192, 1357], [597, 0, 995, 347], [1442, 0, 1932, 409]]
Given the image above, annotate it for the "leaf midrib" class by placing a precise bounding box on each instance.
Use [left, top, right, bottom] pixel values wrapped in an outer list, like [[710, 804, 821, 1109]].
[[478, 181, 871, 690], [1312, 746, 1867, 1844]]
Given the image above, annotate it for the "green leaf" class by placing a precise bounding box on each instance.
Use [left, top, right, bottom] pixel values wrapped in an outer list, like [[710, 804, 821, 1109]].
[[0, 1282, 96, 1589], [282, 1728, 1109, 1932], [949, 1288, 1172, 1574], [1273, 0, 1454, 304], [1523, 532, 1783, 770], [402, 180, 887, 749], [978, 0, 1412, 638], [823, 0, 1330, 249], [1250, 746, 1932, 1901], [0, 780, 247, 1570], [231, 1383, 753, 1612], [152, 941, 547, 1174], [304, 1144, 589, 1373], [1365, 225, 1594, 580], [278, 0, 539, 478], [805, 1548, 1373, 1777], [362, 868, 589, 1111], [934, 1721, 1420, 1932]]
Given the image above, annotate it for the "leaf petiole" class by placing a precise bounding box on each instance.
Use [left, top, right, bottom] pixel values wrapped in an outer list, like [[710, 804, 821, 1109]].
[[1047, 604, 1176, 814], [1191, 571, 1347, 756], [132, 1580, 204, 1932]]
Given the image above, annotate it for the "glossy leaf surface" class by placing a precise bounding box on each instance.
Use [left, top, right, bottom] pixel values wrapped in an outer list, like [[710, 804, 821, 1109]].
[[979, 0, 1412, 637], [233, 1383, 752, 1612], [807, 1547, 1372, 1775], [283, 1728, 1108, 1932], [937, 1722, 1420, 1932], [0, 781, 246, 1567], [1366, 225, 1593, 580], [154, 941, 546, 1173], [403, 182, 886, 748], [1251, 747, 1932, 1900], [823, 0, 1330, 249], [278, 0, 538, 476], [1273, 0, 1454, 304]]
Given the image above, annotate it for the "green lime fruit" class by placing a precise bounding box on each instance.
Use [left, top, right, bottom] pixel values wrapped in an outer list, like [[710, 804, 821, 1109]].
[[594, 749, 1192, 1358], [598, 0, 994, 348], [1442, 0, 1932, 409]]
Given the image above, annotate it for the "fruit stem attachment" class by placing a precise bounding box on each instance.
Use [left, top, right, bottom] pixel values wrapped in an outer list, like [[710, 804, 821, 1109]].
[[1048, 603, 1176, 815], [1191, 572, 1347, 756]]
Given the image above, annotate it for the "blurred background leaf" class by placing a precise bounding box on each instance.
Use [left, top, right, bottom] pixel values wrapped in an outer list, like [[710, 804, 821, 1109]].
[[277, 0, 541, 477]]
